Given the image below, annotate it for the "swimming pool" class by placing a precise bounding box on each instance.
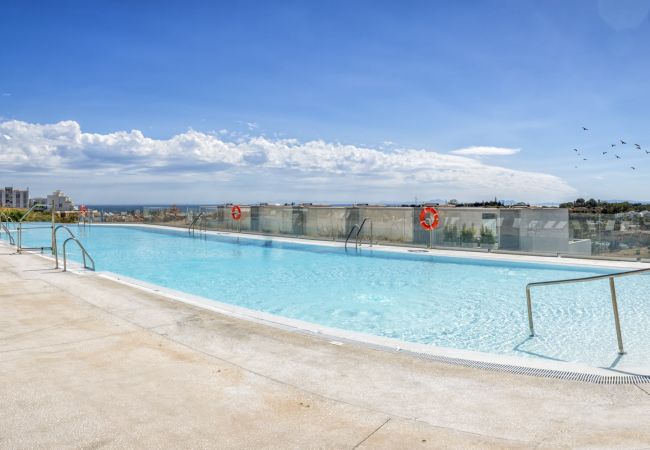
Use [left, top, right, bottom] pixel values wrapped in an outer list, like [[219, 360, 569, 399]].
[[5, 223, 650, 371]]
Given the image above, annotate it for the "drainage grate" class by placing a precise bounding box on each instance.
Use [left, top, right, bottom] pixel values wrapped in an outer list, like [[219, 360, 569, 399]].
[[401, 350, 650, 384], [296, 328, 650, 384]]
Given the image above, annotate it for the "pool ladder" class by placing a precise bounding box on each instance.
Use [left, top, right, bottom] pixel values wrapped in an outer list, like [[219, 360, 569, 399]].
[[525, 267, 650, 355], [1, 210, 94, 271], [0, 212, 16, 245], [345, 218, 373, 250], [78, 215, 91, 228], [53, 225, 95, 271], [188, 212, 206, 236]]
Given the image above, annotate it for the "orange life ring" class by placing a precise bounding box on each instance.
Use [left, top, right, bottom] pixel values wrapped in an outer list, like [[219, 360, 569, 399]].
[[231, 205, 242, 221], [419, 207, 440, 230]]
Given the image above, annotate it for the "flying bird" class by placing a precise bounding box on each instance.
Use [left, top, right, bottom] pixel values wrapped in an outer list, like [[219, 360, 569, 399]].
[[646, 150, 650, 154], [573, 148, 579, 152], [615, 154, 621, 159], [635, 144, 641, 149], [602, 151, 608, 155], [583, 158, 588, 161], [621, 140, 627, 144], [611, 143, 616, 147], [631, 166, 636, 170], [582, 126, 588, 131]]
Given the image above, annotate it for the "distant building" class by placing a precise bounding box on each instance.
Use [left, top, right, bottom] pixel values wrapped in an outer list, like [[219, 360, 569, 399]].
[[0, 187, 29, 208], [29, 197, 48, 211], [29, 196, 46, 206], [46, 190, 75, 211]]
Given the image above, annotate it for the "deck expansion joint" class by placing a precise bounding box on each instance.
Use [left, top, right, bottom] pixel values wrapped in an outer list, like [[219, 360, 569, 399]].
[[351, 417, 391, 449]]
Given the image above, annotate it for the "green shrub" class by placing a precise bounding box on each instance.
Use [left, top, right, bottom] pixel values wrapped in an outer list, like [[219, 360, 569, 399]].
[[443, 224, 458, 242], [460, 225, 476, 243], [0, 208, 79, 223], [480, 226, 496, 245]]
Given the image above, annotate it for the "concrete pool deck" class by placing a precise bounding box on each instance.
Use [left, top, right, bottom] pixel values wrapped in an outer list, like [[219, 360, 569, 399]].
[[2, 250, 650, 449]]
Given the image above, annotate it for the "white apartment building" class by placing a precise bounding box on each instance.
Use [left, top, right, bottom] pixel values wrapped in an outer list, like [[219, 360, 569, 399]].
[[0, 187, 29, 208], [46, 190, 75, 211]]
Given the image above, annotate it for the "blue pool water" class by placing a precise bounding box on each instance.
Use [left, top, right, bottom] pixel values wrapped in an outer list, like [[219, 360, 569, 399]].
[[5, 224, 650, 370]]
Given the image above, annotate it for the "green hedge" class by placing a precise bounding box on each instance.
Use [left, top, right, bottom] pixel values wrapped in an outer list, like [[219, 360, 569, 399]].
[[0, 208, 79, 223]]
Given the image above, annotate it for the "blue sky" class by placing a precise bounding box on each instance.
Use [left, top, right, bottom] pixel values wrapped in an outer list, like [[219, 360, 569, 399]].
[[1, 0, 650, 204]]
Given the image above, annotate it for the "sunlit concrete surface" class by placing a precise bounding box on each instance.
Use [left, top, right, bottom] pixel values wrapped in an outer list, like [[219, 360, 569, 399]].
[[2, 249, 650, 449]]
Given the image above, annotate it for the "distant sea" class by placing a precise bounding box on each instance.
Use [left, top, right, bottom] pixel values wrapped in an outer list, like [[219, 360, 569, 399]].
[[86, 204, 202, 213], [86, 203, 413, 212], [85, 201, 581, 213], [85, 203, 368, 212]]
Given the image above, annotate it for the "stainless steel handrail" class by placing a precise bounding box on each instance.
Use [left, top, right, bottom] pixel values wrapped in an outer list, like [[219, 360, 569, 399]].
[[62, 237, 95, 271], [0, 212, 16, 228], [54, 225, 76, 269], [17, 204, 48, 252], [526, 267, 650, 355], [1, 221, 15, 245], [188, 212, 204, 235], [355, 217, 373, 248], [18, 204, 45, 222], [345, 224, 359, 250]]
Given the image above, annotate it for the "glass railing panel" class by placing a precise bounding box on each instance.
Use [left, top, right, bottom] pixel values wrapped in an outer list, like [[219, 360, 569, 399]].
[[91, 205, 650, 261], [568, 212, 650, 260]]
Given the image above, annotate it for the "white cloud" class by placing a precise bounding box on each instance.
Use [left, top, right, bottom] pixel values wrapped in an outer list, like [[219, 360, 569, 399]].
[[0, 120, 575, 202], [450, 146, 520, 156]]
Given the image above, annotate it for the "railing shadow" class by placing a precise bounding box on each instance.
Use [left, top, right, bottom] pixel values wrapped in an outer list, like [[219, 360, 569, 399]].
[[608, 353, 625, 369], [512, 336, 566, 362]]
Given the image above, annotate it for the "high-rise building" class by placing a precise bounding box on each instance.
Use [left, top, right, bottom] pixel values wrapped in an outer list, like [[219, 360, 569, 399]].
[[0, 187, 29, 208]]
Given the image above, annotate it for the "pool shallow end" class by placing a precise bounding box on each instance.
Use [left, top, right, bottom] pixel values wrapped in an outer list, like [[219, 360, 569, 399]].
[[95, 260, 650, 382]]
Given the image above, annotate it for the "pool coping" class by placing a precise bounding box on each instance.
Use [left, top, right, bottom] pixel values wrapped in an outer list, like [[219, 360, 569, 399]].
[[5, 226, 650, 384]]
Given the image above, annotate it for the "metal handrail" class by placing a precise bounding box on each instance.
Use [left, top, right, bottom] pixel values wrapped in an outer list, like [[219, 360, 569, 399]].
[[345, 224, 359, 250], [355, 217, 373, 248], [54, 225, 76, 269], [62, 237, 95, 271], [16, 225, 54, 252], [18, 204, 45, 222], [526, 267, 650, 355], [188, 212, 204, 235], [0, 212, 16, 228], [17, 204, 48, 252], [1, 221, 15, 245]]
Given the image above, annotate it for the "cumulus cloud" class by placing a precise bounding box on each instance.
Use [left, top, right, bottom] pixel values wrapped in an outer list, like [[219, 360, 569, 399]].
[[450, 146, 520, 156], [0, 120, 575, 202]]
